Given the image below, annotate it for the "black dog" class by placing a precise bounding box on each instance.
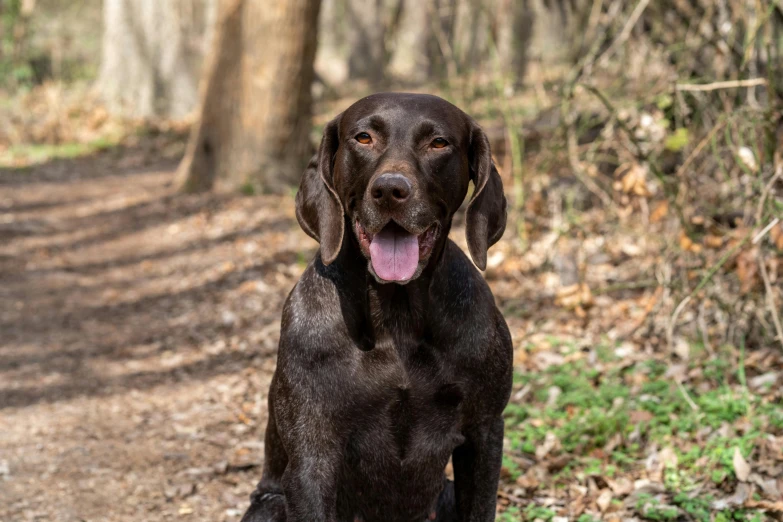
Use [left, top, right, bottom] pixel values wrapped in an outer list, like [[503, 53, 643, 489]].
[[241, 93, 512, 522]]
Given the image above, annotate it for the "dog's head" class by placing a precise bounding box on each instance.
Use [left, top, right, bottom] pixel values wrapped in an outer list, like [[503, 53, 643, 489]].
[[296, 93, 506, 284]]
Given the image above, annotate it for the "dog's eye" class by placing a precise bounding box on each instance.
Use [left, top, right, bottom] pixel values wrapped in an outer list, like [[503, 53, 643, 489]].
[[355, 132, 372, 144], [431, 138, 448, 149]]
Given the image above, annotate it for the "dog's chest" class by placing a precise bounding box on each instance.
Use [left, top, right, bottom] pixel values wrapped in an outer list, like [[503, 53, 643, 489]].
[[350, 337, 466, 462], [339, 338, 464, 518]]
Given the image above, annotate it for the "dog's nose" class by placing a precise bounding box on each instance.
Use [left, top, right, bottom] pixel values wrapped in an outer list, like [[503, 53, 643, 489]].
[[371, 173, 412, 208]]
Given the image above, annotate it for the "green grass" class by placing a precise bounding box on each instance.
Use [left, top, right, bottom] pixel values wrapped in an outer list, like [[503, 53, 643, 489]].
[[0, 137, 118, 167], [500, 340, 778, 521]]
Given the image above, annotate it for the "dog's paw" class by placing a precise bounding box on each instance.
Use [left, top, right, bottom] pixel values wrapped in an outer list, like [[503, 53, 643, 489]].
[[239, 492, 286, 522]]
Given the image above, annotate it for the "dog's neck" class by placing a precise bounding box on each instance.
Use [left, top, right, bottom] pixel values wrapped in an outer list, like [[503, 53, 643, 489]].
[[326, 228, 454, 351]]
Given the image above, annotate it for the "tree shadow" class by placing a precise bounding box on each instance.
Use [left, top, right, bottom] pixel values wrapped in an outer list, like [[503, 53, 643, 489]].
[[0, 343, 277, 409], [0, 245, 310, 406], [0, 135, 183, 187], [24, 215, 296, 276], [1, 135, 311, 411]]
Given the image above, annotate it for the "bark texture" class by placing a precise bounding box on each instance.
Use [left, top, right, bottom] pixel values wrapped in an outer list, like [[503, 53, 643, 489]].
[[99, 0, 216, 118], [177, 0, 321, 193]]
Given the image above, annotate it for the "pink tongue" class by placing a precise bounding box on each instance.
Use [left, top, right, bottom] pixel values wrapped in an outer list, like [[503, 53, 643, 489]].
[[369, 226, 420, 281]]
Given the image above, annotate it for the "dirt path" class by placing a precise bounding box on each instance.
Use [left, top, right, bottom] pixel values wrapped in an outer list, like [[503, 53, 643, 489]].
[[0, 145, 626, 522], [1, 143, 716, 522], [0, 150, 319, 521]]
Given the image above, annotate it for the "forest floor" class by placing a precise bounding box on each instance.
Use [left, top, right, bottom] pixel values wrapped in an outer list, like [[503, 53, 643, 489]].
[[1, 92, 782, 522]]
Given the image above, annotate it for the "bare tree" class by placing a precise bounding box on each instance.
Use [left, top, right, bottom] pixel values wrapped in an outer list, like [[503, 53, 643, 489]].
[[99, 0, 216, 118], [177, 0, 321, 193]]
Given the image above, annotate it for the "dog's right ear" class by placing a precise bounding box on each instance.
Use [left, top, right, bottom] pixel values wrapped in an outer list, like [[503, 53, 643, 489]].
[[295, 114, 345, 265]]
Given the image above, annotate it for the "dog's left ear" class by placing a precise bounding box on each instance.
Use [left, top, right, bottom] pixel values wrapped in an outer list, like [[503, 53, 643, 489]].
[[466, 122, 507, 270], [295, 114, 345, 265]]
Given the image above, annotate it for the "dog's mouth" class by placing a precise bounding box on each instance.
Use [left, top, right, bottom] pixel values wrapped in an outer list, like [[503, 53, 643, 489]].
[[355, 220, 439, 282]]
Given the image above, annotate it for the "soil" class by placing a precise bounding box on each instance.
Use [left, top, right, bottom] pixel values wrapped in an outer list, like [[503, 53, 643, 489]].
[[0, 147, 317, 521], [0, 142, 546, 522], [4, 138, 779, 522]]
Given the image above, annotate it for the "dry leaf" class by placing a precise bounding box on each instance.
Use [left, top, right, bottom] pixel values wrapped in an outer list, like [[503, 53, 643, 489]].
[[660, 447, 679, 468], [748, 473, 782, 500], [712, 483, 751, 510], [737, 146, 758, 172], [678, 231, 701, 253], [630, 410, 654, 423], [615, 163, 652, 197], [536, 432, 561, 460], [608, 477, 634, 496], [597, 489, 613, 512], [745, 499, 783, 512], [555, 283, 594, 309], [771, 222, 783, 251], [704, 234, 724, 248], [736, 248, 759, 293], [733, 447, 751, 482], [650, 201, 669, 223]]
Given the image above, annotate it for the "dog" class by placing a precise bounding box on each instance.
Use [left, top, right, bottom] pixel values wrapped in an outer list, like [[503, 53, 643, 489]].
[[240, 93, 512, 522]]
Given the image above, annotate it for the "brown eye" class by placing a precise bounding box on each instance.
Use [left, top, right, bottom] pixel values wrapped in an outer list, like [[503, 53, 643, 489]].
[[431, 138, 448, 149], [356, 132, 372, 144]]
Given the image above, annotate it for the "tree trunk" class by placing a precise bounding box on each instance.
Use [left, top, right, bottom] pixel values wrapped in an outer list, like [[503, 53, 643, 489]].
[[99, 0, 216, 118], [177, 0, 321, 194]]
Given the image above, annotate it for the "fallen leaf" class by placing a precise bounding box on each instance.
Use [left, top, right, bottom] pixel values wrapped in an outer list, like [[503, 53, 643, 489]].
[[704, 234, 724, 248], [608, 477, 633, 496], [660, 447, 678, 468], [749, 372, 778, 391], [630, 410, 654, 423], [596, 489, 613, 512], [679, 231, 699, 252], [555, 283, 593, 309], [650, 201, 669, 223], [733, 447, 751, 482], [615, 163, 652, 197], [737, 146, 758, 172], [770, 222, 783, 251], [712, 483, 751, 510], [535, 432, 561, 460], [745, 499, 783, 512], [736, 248, 759, 293], [748, 473, 782, 500], [532, 351, 565, 370]]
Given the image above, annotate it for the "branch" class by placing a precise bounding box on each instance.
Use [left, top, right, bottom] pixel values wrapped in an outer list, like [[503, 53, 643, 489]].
[[599, 0, 652, 66], [676, 78, 768, 92]]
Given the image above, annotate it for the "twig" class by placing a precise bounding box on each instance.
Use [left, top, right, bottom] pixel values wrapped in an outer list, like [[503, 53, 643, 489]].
[[594, 280, 661, 294], [754, 168, 783, 349], [755, 168, 782, 225], [697, 301, 715, 356], [676, 379, 700, 412], [675, 118, 727, 179], [758, 255, 783, 349], [497, 489, 527, 505], [618, 285, 664, 339], [580, 84, 645, 159], [566, 123, 617, 210], [753, 217, 781, 245], [693, 229, 755, 295], [669, 218, 766, 350], [428, 3, 458, 82], [667, 295, 692, 353], [580, 83, 688, 229], [676, 78, 768, 92], [599, 0, 652, 66]]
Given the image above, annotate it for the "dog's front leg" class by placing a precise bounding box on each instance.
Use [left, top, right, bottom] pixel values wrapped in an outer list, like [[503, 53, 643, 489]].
[[279, 425, 343, 522], [452, 416, 505, 522]]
